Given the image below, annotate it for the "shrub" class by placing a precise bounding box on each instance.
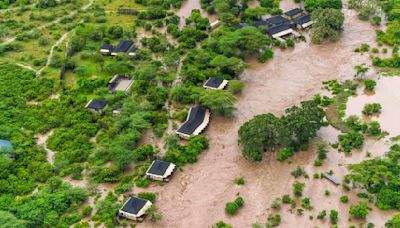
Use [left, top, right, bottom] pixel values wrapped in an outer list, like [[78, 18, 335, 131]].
[[228, 80, 244, 94], [282, 194, 292, 204], [293, 181, 305, 197], [277, 148, 295, 161], [225, 197, 245, 215], [38, 37, 50, 46], [286, 38, 295, 47], [338, 130, 364, 152], [135, 178, 150, 188], [340, 195, 349, 203], [137, 192, 157, 203], [234, 177, 245, 185], [349, 202, 369, 219], [291, 166, 305, 178], [267, 214, 281, 227], [330, 210, 339, 224], [364, 79, 376, 91], [257, 48, 273, 63], [317, 210, 327, 219], [271, 198, 281, 209], [213, 221, 232, 228], [362, 103, 382, 115], [317, 141, 328, 160], [301, 197, 313, 210]]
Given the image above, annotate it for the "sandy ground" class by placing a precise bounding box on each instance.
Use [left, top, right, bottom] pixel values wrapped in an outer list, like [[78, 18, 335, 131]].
[[137, 0, 400, 227]]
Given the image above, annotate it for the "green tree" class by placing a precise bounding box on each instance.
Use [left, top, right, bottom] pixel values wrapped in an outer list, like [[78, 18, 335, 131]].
[[200, 90, 236, 117], [311, 8, 345, 44], [305, 0, 343, 12]]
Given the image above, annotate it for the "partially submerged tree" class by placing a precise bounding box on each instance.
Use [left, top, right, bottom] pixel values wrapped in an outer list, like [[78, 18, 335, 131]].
[[311, 8, 345, 44]]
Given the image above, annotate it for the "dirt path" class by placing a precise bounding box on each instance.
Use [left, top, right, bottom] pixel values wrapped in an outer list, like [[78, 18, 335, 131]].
[[36, 32, 70, 76], [36, 130, 55, 165], [16, 63, 38, 74], [140, 0, 394, 227]]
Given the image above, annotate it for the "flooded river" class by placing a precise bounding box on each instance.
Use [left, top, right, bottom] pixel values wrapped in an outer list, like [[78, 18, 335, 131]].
[[140, 0, 397, 227]]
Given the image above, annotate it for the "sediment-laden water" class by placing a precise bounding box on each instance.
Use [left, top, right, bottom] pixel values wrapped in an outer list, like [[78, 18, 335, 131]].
[[140, 0, 397, 227]]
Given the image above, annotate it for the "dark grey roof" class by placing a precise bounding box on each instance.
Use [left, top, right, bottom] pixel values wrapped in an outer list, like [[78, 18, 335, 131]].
[[284, 8, 303, 17], [101, 44, 113, 51], [265, 15, 289, 26], [148, 160, 171, 175], [121, 197, 148, 215], [86, 99, 107, 110], [293, 14, 311, 25], [113, 40, 134, 53], [233, 23, 250, 29], [204, 77, 224, 88], [252, 20, 270, 28], [177, 107, 207, 135], [266, 22, 292, 35]]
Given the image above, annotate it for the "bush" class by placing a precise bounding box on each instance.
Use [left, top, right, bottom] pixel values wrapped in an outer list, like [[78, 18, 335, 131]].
[[271, 197, 281, 209], [362, 103, 382, 115], [291, 166, 305, 178], [267, 214, 281, 227], [282, 194, 292, 204], [225, 196, 244, 215], [330, 210, 339, 224], [340, 195, 349, 203], [317, 210, 327, 219], [135, 178, 150, 188], [257, 48, 274, 63], [137, 192, 157, 203], [234, 177, 245, 185], [228, 80, 244, 94], [38, 37, 50, 46], [349, 202, 369, 219], [277, 148, 295, 161], [338, 130, 364, 152], [301, 197, 313, 210], [293, 181, 305, 197], [364, 79, 376, 91], [213, 221, 232, 228]]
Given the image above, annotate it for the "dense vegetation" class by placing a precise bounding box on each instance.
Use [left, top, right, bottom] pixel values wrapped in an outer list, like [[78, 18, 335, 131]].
[[346, 144, 400, 211], [238, 99, 325, 161]]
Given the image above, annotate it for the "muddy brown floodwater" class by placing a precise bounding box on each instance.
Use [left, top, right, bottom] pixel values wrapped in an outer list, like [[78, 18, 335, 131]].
[[140, 0, 397, 227], [346, 76, 400, 136]]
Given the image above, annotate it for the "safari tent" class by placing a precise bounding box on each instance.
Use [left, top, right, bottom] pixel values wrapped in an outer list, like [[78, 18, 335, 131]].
[[203, 77, 228, 90], [85, 99, 108, 113], [176, 107, 210, 139], [146, 160, 176, 181], [108, 75, 134, 94], [119, 197, 152, 221]]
